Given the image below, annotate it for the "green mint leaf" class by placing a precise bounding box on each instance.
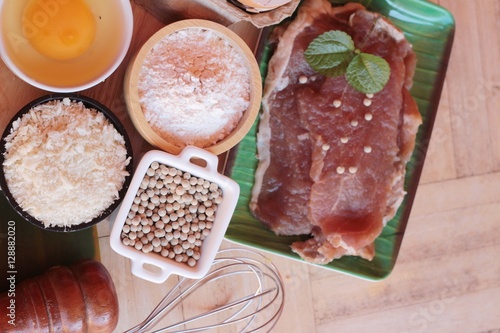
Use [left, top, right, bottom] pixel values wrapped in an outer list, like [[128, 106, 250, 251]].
[[346, 53, 390, 94], [304, 31, 355, 77], [311, 53, 353, 77], [304, 30, 391, 93]]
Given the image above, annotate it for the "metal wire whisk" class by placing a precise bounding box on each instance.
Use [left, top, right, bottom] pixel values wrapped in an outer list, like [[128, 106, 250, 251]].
[[125, 248, 285, 333]]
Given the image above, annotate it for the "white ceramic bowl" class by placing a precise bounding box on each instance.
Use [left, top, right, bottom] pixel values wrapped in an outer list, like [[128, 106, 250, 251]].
[[0, 0, 133, 92], [110, 147, 240, 283]]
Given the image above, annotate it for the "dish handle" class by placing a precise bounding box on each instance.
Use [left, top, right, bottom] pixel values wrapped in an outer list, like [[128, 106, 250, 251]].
[[130, 257, 172, 284], [178, 145, 219, 173]]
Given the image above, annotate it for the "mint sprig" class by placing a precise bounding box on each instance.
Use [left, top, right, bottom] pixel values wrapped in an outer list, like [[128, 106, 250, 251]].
[[304, 30, 390, 94]]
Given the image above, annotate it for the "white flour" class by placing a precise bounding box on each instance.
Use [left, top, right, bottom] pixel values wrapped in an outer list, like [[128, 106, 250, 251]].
[[138, 27, 251, 148]]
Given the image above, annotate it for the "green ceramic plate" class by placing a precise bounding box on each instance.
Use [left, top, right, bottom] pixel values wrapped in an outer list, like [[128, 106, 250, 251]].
[[224, 0, 455, 280]]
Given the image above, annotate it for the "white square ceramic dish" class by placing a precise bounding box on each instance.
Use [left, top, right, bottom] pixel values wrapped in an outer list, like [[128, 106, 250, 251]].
[[110, 146, 239, 283]]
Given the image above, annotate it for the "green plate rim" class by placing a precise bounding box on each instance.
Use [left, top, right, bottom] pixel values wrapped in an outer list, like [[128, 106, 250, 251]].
[[224, 0, 455, 281]]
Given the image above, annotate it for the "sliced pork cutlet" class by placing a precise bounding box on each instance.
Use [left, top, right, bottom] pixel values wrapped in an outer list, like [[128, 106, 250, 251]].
[[288, 4, 421, 263], [250, 2, 365, 236], [252, 0, 422, 264]]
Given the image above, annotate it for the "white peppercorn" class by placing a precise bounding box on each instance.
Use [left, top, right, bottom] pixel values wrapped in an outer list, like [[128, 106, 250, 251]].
[[173, 230, 181, 239], [187, 258, 196, 267], [178, 217, 186, 226], [142, 244, 153, 253], [120, 161, 225, 269], [173, 245, 183, 254], [154, 229, 165, 238], [132, 216, 141, 226], [152, 238, 161, 248], [205, 208, 214, 217]]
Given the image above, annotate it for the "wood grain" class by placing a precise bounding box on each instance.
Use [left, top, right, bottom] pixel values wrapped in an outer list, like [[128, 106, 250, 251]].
[[1, 1, 499, 332]]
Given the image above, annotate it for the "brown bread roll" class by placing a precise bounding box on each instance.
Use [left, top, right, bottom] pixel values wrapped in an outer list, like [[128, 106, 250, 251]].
[[70, 259, 119, 333], [0, 259, 118, 333]]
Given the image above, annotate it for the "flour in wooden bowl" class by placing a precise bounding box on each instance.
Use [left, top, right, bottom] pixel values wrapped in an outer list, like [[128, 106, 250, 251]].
[[137, 27, 251, 149]]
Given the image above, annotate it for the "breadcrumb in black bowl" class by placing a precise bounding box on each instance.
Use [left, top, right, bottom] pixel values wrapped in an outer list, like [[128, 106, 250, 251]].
[[0, 94, 134, 232]]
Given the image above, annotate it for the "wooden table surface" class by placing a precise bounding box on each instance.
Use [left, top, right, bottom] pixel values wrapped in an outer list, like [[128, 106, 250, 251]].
[[1, 1, 499, 332]]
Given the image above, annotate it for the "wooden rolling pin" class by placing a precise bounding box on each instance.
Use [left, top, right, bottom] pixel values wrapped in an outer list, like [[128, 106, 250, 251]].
[[0, 259, 119, 333]]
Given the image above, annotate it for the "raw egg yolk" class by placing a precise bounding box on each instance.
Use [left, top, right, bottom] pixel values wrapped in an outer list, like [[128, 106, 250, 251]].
[[22, 0, 96, 61]]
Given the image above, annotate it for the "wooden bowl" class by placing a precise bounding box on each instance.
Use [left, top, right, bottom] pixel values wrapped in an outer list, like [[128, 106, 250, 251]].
[[124, 19, 262, 155]]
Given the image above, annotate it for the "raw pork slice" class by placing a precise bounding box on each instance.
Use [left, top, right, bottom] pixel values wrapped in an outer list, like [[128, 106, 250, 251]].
[[250, 0, 422, 264]]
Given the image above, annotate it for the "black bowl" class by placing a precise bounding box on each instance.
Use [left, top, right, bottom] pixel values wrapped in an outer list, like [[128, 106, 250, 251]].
[[0, 93, 134, 232]]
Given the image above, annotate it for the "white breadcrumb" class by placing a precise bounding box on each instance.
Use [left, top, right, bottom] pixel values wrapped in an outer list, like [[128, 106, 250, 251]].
[[3, 98, 131, 228]]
